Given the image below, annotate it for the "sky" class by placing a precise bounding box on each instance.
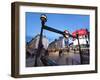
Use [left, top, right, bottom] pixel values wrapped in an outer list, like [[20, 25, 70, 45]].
[[26, 12, 90, 42]]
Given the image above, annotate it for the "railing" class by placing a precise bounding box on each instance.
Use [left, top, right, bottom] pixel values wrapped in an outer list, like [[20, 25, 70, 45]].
[[41, 56, 58, 66]]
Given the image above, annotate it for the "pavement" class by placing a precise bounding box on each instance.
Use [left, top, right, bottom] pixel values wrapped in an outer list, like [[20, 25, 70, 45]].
[[26, 50, 89, 67]]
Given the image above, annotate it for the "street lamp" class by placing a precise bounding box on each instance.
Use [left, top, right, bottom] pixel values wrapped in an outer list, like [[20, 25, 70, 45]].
[[40, 14, 47, 23], [85, 29, 89, 47], [34, 14, 47, 66], [63, 30, 69, 38]]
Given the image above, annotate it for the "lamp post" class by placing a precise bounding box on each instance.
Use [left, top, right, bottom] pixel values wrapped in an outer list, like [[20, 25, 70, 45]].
[[86, 29, 89, 47], [85, 29, 89, 57], [34, 14, 47, 66], [63, 30, 69, 52], [76, 33, 83, 64]]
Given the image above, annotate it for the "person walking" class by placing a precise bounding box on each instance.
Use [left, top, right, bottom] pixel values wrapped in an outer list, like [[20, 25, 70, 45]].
[[59, 50, 63, 57]]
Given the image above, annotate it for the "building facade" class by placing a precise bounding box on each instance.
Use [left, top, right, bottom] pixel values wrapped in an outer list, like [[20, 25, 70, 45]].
[[72, 29, 89, 48], [48, 36, 69, 51]]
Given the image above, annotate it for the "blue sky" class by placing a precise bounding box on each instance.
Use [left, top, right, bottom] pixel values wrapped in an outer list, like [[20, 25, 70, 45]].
[[26, 12, 90, 42]]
